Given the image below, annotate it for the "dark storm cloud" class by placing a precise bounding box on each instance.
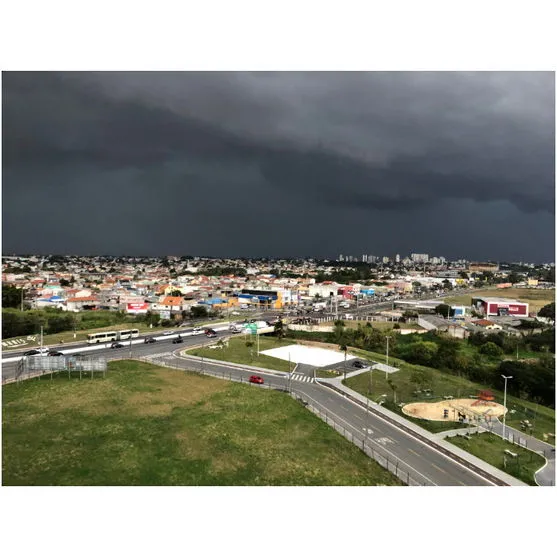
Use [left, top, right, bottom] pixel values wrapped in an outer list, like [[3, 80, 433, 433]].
[[2, 71, 554, 260]]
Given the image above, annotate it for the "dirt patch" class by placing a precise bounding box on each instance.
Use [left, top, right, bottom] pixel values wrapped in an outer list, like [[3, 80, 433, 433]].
[[402, 398, 507, 422]]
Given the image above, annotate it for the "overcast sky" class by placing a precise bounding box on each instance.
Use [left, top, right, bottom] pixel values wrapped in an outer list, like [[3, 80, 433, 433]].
[[2, 71, 555, 262]]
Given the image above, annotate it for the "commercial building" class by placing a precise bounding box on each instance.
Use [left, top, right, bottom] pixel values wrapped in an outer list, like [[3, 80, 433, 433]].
[[468, 262, 499, 272], [471, 297, 528, 317]]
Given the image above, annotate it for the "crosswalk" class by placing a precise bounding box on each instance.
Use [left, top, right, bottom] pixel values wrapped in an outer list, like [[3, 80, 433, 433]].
[[290, 373, 314, 383]]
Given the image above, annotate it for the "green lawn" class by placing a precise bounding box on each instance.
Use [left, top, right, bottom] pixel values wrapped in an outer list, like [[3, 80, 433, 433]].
[[187, 336, 295, 372], [443, 288, 554, 313], [447, 432, 546, 485], [315, 369, 342, 379], [2, 360, 401, 486], [342, 346, 556, 439]]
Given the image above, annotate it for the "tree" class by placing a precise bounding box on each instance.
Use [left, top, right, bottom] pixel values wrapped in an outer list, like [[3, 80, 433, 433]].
[[169, 290, 182, 297], [333, 322, 346, 344], [145, 311, 160, 327], [538, 302, 555, 321], [191, 305, 208, 318], [387, 378, 398, 404], [434, 337, 460, 370], [2, 286, 22, 309], [339, 343, 348, 380], [407, 341, 438, 366], [442, 279, 453, 290], [479, 341, 504, 357], [59, 278, 71, 287], [435, 303, 452, 318], [274, 319, 285, 340]]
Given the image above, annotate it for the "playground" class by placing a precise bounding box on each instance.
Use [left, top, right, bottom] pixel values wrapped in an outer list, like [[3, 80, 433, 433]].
[[402, 392, 507, 423]]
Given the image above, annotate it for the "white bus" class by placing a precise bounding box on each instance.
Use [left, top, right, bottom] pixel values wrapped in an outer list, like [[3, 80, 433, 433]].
[[87, 329, 139, 344], [87, 331, 118, 344], [116, 329, 139, 341]]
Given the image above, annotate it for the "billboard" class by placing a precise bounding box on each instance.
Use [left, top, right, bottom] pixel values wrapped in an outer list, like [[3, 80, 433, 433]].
[[127, 303, 149, 314]]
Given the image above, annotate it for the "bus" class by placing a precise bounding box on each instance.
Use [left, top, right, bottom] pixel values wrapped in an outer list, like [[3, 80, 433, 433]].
[[87, 331, 118, 344], [116, 329, 139, 341], [87, 329, 139, 344]]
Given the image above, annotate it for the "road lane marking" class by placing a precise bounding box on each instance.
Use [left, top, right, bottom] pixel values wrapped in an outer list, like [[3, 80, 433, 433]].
[[312, 384, 497, 485], [408, 448, 420, 457], [431, 463, 445, 474]]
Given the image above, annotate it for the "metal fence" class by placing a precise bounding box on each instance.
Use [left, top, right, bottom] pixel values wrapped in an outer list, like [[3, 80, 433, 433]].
[[287, 390, 434, 486], [135, 356, 290, 392], [3, 355, 108, 384]]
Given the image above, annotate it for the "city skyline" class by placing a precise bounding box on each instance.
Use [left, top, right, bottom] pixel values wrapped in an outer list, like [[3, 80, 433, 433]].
[[2, 72, 555, 262]]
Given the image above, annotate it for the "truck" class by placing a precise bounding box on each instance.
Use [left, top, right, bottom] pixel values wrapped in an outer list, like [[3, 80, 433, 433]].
[[313, 302, 327, 312]]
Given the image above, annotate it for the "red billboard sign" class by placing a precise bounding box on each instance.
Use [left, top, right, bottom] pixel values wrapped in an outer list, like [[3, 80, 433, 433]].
[[127, 303, 149, 313]]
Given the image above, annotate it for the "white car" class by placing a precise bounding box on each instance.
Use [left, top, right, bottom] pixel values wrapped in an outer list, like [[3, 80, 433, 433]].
[[162, 330, 174, 336], [191, 327, 204, 335]]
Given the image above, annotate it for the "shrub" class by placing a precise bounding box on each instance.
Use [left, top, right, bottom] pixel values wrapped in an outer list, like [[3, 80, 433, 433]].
[[479, 342, 504, 357]]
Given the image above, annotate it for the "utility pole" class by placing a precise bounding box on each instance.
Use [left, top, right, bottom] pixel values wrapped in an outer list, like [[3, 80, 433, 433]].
[[385, 335, 391, 377], [501, 374, 513, 441], [288, 352, 292, 393], [21, 288, 24, 311]]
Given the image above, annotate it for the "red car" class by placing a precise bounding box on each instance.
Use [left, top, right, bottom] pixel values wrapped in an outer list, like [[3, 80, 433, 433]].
[[249, 375, 264, 385]]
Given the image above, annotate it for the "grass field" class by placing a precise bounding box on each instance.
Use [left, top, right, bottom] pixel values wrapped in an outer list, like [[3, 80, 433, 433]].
[[342, 346, 555, 439], [2, 360, 401, 486], [188, 336, 294, 372], [443, 288, 555, 313], [447, 431, 546, 485]]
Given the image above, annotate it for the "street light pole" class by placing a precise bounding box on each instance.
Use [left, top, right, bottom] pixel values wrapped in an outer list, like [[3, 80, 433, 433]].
[[385, 335, 391, 377], [501, 374, 513, 441]]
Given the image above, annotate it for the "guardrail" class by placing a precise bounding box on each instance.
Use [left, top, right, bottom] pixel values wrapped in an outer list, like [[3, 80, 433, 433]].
[[288, 390, 432, 486], [318, 381, 510, 486]]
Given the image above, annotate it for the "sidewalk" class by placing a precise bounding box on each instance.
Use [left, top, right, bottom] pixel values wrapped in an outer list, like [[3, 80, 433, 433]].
[[316, 375, 527, 486]]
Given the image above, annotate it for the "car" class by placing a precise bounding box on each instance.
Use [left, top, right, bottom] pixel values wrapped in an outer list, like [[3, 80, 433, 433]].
[[191, 327, 203, 335], [111, 342, 124, 349], [162, 330, 174, 336], [172, 336, 183, 344], [205, 330, 217, 338], [352, 360, 366, 369], [249, 375, 264, 384], [48, 350, 64, 357], [23, 349, 40, 356], [144, 337, 157, 344]]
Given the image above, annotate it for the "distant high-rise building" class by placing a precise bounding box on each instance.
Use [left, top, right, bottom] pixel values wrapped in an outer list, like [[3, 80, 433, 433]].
[[362, 254, 368, 262], [395, 254, 400, 263], [382, 256, 390, 264], [338, 254, 344, 262], [411, 253, 429, 263], [368, 255, 377, 263]]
